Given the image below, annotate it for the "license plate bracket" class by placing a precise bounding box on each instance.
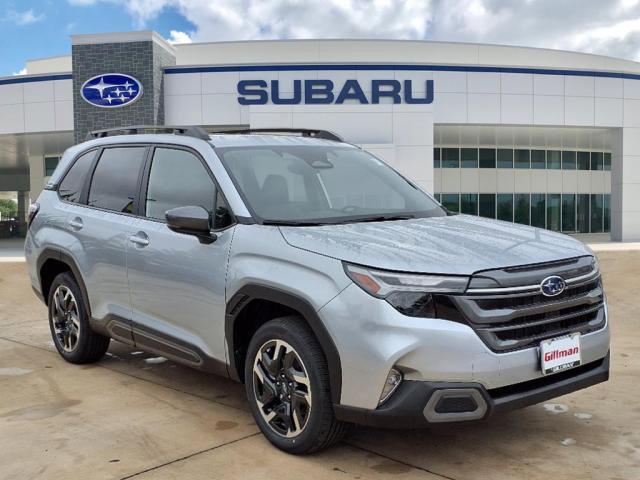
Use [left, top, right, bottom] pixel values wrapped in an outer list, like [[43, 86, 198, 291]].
[[540, 333, 582, 375]]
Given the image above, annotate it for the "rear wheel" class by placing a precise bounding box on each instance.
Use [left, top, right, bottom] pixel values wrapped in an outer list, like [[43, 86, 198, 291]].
[[48, 272, 110, 364], [245, 316, 350, 454]]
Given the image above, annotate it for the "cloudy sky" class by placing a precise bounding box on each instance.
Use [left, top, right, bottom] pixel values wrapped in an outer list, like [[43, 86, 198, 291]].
[[2, 0, 640, 75]]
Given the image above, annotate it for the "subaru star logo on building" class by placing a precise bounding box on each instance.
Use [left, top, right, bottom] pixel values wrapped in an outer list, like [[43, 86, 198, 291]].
[[540, 275, 566, 297], [80, 73, 143, 108]]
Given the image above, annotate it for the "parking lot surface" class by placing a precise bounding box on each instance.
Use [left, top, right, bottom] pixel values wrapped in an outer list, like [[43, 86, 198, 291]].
[[0, 252, 638, 480]]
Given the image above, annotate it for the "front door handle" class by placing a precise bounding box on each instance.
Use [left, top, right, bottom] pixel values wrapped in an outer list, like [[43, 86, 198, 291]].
[[128, 232, 149, 247], [68, 217, 83, 230]]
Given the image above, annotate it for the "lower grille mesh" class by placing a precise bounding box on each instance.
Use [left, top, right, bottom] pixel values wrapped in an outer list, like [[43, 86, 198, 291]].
[[492, 309, 600, 342]]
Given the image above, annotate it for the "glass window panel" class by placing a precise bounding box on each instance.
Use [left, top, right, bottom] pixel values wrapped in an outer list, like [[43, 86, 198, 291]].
[[441, 193, 459, 213], [531, 193, 546, 228], [591, 152, 603, 171], [497, 194, 513, 222], [577, 151, 590, 170], [461, 148, 478, 168], [547, 150, 561, 169], [434, 193, 441, 202], [531, 150, 546, 169], [604, 194, 611, 232], [546, 193, 561, 231], [604, 152, 611, 171], [88, 147, 147, 213], [460, 193, 478, 215], [497, 149, 513, 168], [44, 156, 60, 177], [514, 194, 530, 225], [58, 150, 97, 204], [561, 194, 576, 232], [433, 148, 440, 168], [146, 148, 217, 221], [591, 194, 603, 232], [479, 148, 496, 168], [479, 194, 496, 218], [562, 151, 576, 170], [441, 148, 460, 168], [514, 149, 530, 169], [577, 194, 590, 233]]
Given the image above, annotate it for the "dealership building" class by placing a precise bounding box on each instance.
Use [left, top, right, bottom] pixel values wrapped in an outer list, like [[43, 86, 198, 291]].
[[2, 30, 640, 240]]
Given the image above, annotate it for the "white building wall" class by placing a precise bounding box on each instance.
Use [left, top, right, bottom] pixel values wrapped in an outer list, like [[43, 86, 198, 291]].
[[0, 76, 73, 134], [165, 69, 435, 192], [26, 55, 72, 75], [163, 63, 640, 239]]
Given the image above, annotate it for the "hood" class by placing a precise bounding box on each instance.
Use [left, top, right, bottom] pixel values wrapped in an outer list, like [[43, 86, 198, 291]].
[[279, 215, 592, 275]]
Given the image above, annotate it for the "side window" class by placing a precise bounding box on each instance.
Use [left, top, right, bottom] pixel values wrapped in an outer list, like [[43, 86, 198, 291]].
[[58, 150, 97, 203], [145, 148, 217, 222], [87, 147, 146, 213]]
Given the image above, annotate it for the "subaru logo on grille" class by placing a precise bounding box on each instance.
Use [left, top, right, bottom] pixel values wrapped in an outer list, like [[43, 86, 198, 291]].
[[540, 275, 566, 297], [80, 73, 143, 108]]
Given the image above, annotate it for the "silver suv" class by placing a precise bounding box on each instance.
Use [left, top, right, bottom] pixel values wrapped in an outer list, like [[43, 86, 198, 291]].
[[25, 126, 610, 454]]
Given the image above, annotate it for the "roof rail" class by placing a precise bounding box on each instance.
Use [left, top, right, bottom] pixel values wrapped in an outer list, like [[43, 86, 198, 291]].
[[211, 128, 344, 143], [86, 125, 210, 141]]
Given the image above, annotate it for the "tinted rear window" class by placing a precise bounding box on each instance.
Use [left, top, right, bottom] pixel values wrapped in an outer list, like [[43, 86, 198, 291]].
[[88, 147, 146, 213], [58, 150, 96, 203]]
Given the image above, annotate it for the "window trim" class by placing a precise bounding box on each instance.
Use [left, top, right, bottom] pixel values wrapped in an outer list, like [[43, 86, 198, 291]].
[[57, 142, 237, 230], [138, 144, 237, 232]]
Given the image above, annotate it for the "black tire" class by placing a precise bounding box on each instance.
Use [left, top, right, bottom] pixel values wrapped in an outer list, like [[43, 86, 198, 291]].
[[245, 316, 350, 454], [47, 272, 110, 364]]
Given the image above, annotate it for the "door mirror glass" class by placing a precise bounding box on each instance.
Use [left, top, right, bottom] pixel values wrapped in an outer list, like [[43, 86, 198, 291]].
[[165, 206, 216, 243]]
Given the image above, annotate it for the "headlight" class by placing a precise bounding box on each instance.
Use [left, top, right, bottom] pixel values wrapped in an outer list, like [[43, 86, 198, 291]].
[[343, 263, 469, 318]]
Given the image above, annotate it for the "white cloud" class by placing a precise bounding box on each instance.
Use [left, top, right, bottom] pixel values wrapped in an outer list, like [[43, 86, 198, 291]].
[[13, 67, 27, 76], [67, 0, 640, 61], [167, 29, 192, 43], [6, 9, 45, 26]]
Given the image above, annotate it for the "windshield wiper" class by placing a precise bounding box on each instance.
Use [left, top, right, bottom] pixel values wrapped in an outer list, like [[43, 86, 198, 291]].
[[262, 220, 327, 226], [335, 214, 415, 224], [263, 214, 415, 226]]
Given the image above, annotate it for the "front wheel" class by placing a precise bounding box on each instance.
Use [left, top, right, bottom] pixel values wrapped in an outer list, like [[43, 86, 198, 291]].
[[245, 316, 350, 454]]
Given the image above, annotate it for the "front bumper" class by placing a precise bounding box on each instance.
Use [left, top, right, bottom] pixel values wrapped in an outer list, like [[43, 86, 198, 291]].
[[319, 282, 610, 410], [334, 353, 609, 428]]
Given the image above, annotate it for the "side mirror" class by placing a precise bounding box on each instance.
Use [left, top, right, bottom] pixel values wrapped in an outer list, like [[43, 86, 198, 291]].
[[165, 206, 217, 244], [213, 205, 233, 229]]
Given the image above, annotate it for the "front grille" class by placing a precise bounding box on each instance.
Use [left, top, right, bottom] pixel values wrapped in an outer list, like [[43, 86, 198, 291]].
[[450, 256, 606, 352], [474, 280, 599, 310], [492, 307, 600, 342]]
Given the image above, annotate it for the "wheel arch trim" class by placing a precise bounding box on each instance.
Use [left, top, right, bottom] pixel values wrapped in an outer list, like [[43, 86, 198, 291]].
[[226, 284, 343, 404], [36, 248, 92, 319]]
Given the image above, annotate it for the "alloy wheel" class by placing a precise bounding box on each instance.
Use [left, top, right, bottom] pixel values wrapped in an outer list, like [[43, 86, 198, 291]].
[[252, 339, 312, 438], [51, 285, 81, 352]]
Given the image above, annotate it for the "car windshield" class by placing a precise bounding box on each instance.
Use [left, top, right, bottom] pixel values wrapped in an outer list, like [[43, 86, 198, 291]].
[[216, 145, 446, 225]]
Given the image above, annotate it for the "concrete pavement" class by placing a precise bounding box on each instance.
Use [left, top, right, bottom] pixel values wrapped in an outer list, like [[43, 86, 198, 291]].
[[0, 254, 638, 480]]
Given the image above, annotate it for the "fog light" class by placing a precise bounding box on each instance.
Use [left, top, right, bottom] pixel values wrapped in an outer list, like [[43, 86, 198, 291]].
[[379, 368, 403, 405]]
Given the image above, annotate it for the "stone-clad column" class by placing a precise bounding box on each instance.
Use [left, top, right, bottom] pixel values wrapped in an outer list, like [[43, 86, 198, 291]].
[[71, 31, 176, 143]]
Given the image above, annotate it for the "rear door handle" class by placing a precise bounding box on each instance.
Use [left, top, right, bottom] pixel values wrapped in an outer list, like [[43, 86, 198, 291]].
[[128, 232, 149, 247], [68, 217, 83, 230]]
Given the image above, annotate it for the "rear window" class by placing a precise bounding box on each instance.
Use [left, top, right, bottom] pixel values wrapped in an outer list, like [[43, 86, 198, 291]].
[[58, 150, 97, 203], [87, 147, 146, 213]]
